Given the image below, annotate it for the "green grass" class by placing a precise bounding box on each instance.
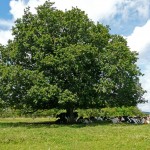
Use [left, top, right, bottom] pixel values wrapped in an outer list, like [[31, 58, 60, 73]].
[[0, 118, 150, 150]]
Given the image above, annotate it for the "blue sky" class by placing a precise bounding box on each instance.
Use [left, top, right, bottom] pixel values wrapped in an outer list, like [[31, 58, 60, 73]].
[[0, 0, 150, 111], [0, 0, 12, 19], [104, 11, 149, 36]]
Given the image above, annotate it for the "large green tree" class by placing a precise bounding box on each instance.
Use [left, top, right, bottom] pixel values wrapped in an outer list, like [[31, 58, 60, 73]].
[[0, 1, 146, 121]]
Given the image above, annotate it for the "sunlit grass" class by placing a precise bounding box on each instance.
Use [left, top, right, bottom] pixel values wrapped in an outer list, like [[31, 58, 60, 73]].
[[0, 118, 150, 150]]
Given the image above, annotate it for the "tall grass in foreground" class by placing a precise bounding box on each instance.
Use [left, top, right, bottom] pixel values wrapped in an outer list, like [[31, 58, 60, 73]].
[[0, 118, 150, 150]]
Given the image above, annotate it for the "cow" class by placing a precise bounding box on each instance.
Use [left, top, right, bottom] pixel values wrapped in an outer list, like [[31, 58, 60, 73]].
[[55, 112, 78, 124]]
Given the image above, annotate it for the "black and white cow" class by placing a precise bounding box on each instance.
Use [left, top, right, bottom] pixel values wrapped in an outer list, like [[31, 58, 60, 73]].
[[56, 112, 78, 124]]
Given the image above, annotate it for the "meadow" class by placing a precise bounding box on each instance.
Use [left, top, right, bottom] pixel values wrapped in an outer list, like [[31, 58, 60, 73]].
[[0, 118, 150, 150]]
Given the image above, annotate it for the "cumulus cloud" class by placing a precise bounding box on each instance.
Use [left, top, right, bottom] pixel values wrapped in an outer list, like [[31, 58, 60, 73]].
[[0, 0, 46, 45], [0, 19, 14, 29], [119, 0, 150, 20], [8, 0, 123, 22], [127, 20, 150, 53], [53, 0, 122, 22], [1, 0, 122, 45], [127, 20, 150, 112], [0, 30, 13, 45], [9, 0, 26, 20], [0, 0, 149, 44], [103, 0, 150, 35], [5, 0, 150, 37], [9, 0, 45, 20], [138, 67, 150, 112], [0, 18, 14, 45]]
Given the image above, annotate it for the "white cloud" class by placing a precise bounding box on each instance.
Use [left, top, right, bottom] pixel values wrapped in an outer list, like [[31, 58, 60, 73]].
[[135, 0, 150, 19], [53, 0, 122, 22], [0, 19, 14, 45], [0, 19, 14, 29], [6, 0, 150, 39], [121, 0, 150, 20], [8, 0, 122, 22], [52, 0, 150, 23], [26, 0, 45, 13], [0, 30, 13, 45], [0, 0, 46, 45], [138, 60, 150, 112], [138, 69, 150, 112], [127, 20, 150, 53], [1, 0, 122, 45], [9, 0, 26, 20], [9, 0, 149, 22], [9, 0, 46, 20], [101, 0, 150, 36], [127, 20, 150, 112]]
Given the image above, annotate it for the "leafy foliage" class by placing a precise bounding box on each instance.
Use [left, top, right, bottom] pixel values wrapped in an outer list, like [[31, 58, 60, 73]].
[[0, 1, 146, 114]]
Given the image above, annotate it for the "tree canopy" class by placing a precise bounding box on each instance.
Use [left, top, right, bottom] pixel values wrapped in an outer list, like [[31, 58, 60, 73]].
[[0, 1, 146, 114]]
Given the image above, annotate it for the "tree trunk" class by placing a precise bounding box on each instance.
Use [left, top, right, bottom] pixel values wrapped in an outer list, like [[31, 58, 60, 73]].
[[66, 107, 76, 124]]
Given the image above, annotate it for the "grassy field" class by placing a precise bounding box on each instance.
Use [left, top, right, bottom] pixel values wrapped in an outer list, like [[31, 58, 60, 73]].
[[0, 118, 150, 150]]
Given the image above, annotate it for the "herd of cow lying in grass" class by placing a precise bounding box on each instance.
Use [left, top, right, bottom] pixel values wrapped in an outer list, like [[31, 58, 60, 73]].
[[55, 112, 150, 124]]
